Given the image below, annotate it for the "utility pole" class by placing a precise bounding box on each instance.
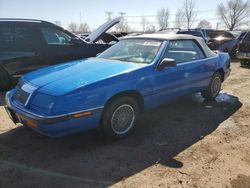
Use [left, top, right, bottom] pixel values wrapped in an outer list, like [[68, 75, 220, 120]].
[[118, 12, 126, 19], [105, 11, 113, 21], [79, 12, 82, 25], [216, 22, 220, 30]]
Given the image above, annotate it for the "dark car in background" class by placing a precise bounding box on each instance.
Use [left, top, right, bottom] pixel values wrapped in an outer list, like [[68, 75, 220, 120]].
[[236, 31, 250, 65], [176, 29, 206, 42], [0, 17, 121, 90], [197, 29, 239, 57], [158, 28, 206, 42], [159, 28, 238, 56]]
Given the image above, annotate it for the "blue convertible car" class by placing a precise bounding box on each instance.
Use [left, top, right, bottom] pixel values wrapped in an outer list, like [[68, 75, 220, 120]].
[[5, 34, 231, 139]]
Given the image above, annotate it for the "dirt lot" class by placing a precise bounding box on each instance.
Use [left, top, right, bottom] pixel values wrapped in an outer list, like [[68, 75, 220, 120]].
[[0, 62, 249, 188]]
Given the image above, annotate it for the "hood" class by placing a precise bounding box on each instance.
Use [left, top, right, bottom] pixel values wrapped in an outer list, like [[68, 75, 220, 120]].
[[85, 17, 121, 43], [23, 58, 143, 95]]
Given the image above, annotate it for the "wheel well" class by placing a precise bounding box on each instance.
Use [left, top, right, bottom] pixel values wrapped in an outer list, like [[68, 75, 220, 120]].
[[216, 68, 225, 82], [104, 91, 144, 113]]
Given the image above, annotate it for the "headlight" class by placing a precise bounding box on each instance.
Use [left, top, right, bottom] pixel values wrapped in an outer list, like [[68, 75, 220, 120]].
[[31, 92, 56, 112]]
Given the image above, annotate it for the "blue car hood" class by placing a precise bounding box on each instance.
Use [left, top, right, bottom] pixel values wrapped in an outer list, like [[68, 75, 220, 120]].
[[23, 58, 143, 95]]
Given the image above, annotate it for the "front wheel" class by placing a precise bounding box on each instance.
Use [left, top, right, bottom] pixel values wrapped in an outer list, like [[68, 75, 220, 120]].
[[100, 96, 140, 140], [201, 72, 222, 101]]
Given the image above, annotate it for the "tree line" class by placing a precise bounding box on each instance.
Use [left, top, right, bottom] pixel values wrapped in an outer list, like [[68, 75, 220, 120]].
[[156, 0, 249, 31], [56, 0, 249, 33]]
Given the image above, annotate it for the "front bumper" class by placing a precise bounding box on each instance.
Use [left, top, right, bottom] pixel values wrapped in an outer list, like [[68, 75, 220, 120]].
[[5, 91, 103, 137]]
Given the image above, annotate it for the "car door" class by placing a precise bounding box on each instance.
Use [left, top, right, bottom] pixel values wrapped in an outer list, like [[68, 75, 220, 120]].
[[152, 40, 212, 105], [38, 26, 85, 64], [1, 23, 47, 76], [39, 26, 113, 65]]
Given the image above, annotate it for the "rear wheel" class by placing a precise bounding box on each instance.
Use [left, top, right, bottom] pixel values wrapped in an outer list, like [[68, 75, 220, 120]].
[[201, 72, 222, 101], [100, 96, 140, 140], [0, 66, 12, 91], [240, 60, 249, 66]]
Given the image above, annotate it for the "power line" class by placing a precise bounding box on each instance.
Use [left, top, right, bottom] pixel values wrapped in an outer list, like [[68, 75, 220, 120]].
[[124, 9, 218, 18], [126, 17, 219, 24], [125, 5, 250, 18]]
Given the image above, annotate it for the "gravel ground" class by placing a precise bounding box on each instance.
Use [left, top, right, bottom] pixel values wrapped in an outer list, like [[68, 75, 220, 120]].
[[0, 62, 249, 188]]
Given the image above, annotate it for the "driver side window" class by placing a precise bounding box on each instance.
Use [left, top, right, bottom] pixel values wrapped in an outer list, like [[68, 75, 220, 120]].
[[164, 40, 205, 63], [40, 27, 72, 45]]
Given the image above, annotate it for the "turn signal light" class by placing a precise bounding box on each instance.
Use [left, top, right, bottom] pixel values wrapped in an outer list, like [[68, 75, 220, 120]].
[[73, 111, 92, 118], [25, 119, 38, 128]]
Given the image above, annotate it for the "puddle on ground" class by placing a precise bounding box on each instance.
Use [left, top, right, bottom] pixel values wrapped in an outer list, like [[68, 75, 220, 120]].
[[189, 92, 241, 110], [215, 93, 239, 104]]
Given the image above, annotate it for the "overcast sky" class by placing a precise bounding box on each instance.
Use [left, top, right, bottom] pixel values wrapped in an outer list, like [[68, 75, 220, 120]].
[[0, 0, 229, 30]]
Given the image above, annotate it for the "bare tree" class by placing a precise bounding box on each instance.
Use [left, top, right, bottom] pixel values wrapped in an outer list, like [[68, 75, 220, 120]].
[[145, 25, 156, 33], [79, 23, 90, 33], [116, 18, 130, 32], [157, 8, 171, 30], [197, 20, 212, 29], [217, 0, 250, 31], [175, 9, 184, 28], [215, 22, 222, 30], [68, 22, 90, 34], [68, 23, 78, 33], [183, 0, 197, 28], [141, 16, 148, 32]]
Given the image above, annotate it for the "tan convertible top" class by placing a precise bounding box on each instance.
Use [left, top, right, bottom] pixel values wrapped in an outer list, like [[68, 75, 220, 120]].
[[125, 33, 216, 58]]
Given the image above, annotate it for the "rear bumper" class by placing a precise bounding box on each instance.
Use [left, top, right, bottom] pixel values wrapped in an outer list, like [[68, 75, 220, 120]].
[[5, 91, 103, 137], [236, 52, 250, 60]]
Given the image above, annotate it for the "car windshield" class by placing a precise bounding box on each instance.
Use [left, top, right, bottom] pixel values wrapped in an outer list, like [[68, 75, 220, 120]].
[[98, 39, 163, 64]]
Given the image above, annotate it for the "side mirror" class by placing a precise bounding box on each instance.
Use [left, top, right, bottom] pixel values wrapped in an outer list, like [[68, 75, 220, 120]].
[[157, 58, 176, 70], [70, 37, 82, 46]]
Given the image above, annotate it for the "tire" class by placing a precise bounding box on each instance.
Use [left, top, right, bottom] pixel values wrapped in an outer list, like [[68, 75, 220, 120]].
[[0, 66, 12, 91], [201, 72, 222, 101], [240, 60, 248, 66], [100, 96, 140, 140]]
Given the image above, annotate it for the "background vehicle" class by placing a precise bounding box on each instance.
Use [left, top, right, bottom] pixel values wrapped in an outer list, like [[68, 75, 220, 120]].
[[236, 31, 250, 65], [196, 29, 239, 57], [5, 34, 231, 139], [0, 17, 121, 90], [176, 29, 206, 42], [220, 31, 247, 58]]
